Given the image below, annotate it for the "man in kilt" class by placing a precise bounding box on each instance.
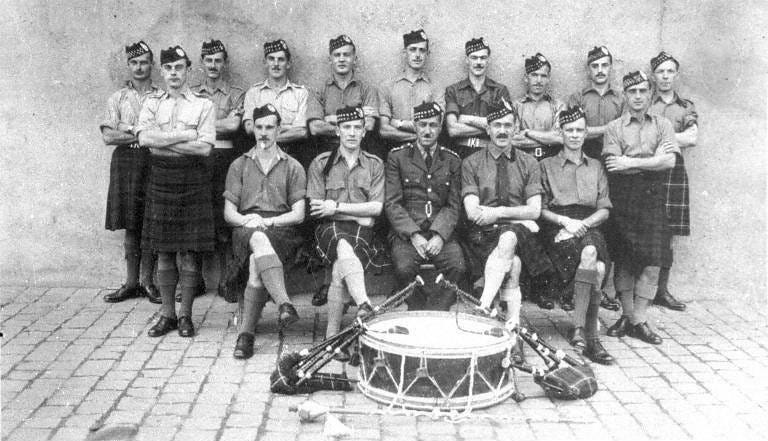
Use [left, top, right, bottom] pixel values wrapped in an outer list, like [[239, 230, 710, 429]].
[[224, 104, 305, 359], [539, 106, 614, 364], [307, 106, 385, 355], [100, 40, 161, 304], [385, 102, 466, 311], [461, 101, 553, 331], [137, 45, 216, 338], [602, 71, 681, 345]]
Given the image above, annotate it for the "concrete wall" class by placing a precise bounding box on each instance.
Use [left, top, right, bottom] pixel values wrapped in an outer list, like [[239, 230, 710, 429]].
[[1, 0, 765, 303]]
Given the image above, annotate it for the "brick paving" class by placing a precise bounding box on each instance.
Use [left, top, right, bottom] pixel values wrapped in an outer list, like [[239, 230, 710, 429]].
[[2, 275, 768, 441]]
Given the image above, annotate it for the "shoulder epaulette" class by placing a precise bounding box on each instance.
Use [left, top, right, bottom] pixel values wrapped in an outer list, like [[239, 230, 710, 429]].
[[440, 146, 460, 159], [389, 143, 412, 154], [362, 150, 383, 163]]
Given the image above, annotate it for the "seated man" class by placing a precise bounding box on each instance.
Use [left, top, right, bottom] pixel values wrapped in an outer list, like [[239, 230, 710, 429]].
[[539, 106, 614, 364], [461, 101, 552, 330], [307, 106, 385, 349], [224, 104, 306, 359], [385, 102, 466, 311]]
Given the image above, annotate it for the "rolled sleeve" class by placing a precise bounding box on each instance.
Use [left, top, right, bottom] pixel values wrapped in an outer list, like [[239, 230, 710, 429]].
[[683, 101, 698, 129], [287, 160, 307, 206], [291, 88, 309, 128], [196, 100, 217, 146], [444, 84, 460, 116], [135, 98, 159, 136], [523, 159, 543, 199], [242, 88, 258, 123], [368, 159, 385, 203], [461, 158, 479, 198], [306, 88, 325, 122], [223, 157, 243, 206], [601, 121, 622, 157], [539, 162, 552, 209], [595, 164, 612, 210], [306, 156, 326, 200], [657, 117, 680, 155], [361, 83, 379, 117], [377, 81, 394, 119], [100, 92, 120, 130]]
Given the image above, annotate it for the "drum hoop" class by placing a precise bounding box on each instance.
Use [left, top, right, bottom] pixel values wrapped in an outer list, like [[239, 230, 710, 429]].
[[357, 381, 516, 411]]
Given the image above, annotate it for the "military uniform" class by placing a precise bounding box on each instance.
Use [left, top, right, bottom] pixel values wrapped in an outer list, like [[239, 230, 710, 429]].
[[566, 86, 624, 159], [445, 77, 511, 158], [514, 93, 565, 160]]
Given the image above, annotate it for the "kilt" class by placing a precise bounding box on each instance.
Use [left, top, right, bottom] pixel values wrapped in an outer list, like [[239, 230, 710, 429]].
[[540, 205, 610, 284], [606, 171, 671, 274], [208, 148, 241, 238], [105, 145, 150, 231], [141, 155, 215, 253], [314, 220, 384, 270], [464, 222, 553, 279]]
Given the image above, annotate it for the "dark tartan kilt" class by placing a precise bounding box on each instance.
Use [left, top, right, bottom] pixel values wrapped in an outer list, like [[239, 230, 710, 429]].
[[208, 148, 241, 239], [606, 171, 671, 274], [314, 221, 384, 270], [105, 145, 150, 231], [464, 222, 553, 280], [141, 155, 215, 253], [540, 205, 610, 284]]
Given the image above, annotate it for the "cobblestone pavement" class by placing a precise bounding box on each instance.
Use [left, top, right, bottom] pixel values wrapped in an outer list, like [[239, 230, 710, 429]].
[[2, 277, 768, 441]]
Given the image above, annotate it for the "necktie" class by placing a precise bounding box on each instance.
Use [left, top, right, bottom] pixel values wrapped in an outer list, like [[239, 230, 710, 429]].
[[496, 155, 510, 206], [425, 149, 432, 170]]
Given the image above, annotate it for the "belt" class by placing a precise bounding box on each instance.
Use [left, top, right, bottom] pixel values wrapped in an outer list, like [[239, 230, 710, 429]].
[[456, 137, 490, 149], [518, 145, 548, 158]]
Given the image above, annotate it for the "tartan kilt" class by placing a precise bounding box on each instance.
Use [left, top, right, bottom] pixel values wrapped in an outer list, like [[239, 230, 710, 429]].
[[208, 148, 241, 239], [141, 155, 215, 253], [105, 145, 150, 231], [464, 223, 553, 280], [314, 221, 384, 270], [540, 206, 609, 284], [606, 171, 671, 274]]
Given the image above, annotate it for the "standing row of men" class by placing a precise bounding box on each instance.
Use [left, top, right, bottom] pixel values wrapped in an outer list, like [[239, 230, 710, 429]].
[[100, 32, 697, 365]]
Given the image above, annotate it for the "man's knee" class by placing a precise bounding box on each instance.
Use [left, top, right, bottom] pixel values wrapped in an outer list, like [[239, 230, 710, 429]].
[[157, 252, 176, 269], [639, 266, 661, 286], [496, 231, 518, 257], [596, 261, 606, 281], [249, 232, 273, 255], [580, 246, 598, 268], [336, 238, 355, 259], [180, 252, 198, 271]]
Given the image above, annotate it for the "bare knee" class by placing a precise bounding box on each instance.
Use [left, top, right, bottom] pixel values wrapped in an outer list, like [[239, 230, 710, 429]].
[[249, 232, 273, 256], [639, 266, 660, 286], [579, 246, 598, 269], [336, 239, 355, 259], [496, 232, 517, 258], [596, 261, 606, 281], [180, 252, 198, 271]]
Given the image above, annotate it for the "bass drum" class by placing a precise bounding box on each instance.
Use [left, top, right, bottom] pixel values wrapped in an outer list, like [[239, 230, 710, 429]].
[[357, 310, 516, 410]]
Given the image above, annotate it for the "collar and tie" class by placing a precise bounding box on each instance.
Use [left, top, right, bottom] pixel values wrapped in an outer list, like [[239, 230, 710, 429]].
[[496, 155, 510, 206]]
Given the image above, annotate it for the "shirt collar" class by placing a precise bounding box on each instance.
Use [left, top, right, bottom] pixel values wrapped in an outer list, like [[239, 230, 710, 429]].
[[416, 142, 437, 158], [199, 78, 231, 94], [244, 145, 288, 161], [520, 92, 552, 103], [457, 77, 498, 92], [557, 150, 588, 167], [488, 145, 515, 161], [582, 85, 618, 96], [396, 71, 430, 84], [652, 91, 683, 106], [621, 111, 652, 126], [327, 72, 359, 87], [161, 86, 194, 100], [124, 80, 159, 93], [257, 78, 298, 93]]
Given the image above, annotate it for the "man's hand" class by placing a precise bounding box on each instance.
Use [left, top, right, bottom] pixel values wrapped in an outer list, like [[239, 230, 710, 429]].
[[425, 234, 444, 257], [605, 155, 633, 172], [561, 217, 588, 238], [473, 206, 499, 227], [323, 115, 338, 126], [243, 213, 266, 230], [410, 233, 429, 259], [658, 141, 677, 155], [309, 199, 336, 218]]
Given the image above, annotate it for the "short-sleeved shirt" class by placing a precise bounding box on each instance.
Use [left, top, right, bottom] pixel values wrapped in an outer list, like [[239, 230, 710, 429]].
[[649, 93, 698, 134], [223, 147, 306, 214], [540, 151, 612, 210], [191, 79, 245, 148], [444, 77, 511, 119], [307, 73, 379, 121], [100, 81, 161, 132], [307, 150, 385, 206], [461, 146, 543, 207], [567, 86, 625, 127], [602, 112, 680, 158], [378, 73, 444, 120], [242, 79, 309, 128], [514, 93, 565, 131], [136, 87, 217, 147]]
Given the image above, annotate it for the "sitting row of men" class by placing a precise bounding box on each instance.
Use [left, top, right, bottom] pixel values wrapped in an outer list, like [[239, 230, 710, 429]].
[[100, 32, 696, 367]]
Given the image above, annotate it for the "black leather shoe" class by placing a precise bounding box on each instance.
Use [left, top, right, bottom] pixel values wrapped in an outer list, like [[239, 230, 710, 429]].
[[569, 327, 586, 349], [148, 316, 178, 337], [233, 332, 255, 359], [178, 316, 195, 337], [278, 303, 300, 328], [312, 284, 329, 306], [583, 340, 615, 365], [138, 284, 162, 304], [600, 291, 621, 311], [561, 299, 575, 311], [607, 316, 631, 337], [104, 285, 140, 303], [536, 298, 555, 310], [654, 290, 686, 311], [356, 302, 374, 319], [629, 322, 662, 345]]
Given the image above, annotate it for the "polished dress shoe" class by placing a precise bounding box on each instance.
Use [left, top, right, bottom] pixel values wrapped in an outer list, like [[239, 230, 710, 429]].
[[629, 322, 662, 345], [312, 284, 329, 306], [148, 316, 178, 337], [606, 316, 631, 337], [536, 298, 555, 310], [569, 327, 586, 349], [278, 303, 300, 328], [178, 316, 195, 337], [104, 285, 140, 303], [138, 284, 162, 304], [583, 340, 615, 365], [561, 299, 575, 311], [233, 332, 255, 359], [600, 291, 621, 311], [654, 290, 686, 311], [356, 302, 374, 319]]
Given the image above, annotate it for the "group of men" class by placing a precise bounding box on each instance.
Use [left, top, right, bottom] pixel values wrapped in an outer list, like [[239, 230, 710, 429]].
[[100, 31, 697, 366]]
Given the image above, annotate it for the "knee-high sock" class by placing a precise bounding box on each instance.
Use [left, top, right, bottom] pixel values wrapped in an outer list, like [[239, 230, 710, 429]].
[[633, 278, 657, 325], [336, 258, 368, 306], [480, 249, 512, 309], [656, 266, 670, 297], [585, 286, 602, 340], [573, 269, 599, 328], [139, 251, 156, 287], [241, 286, 268, 335], [325, 280, 346, 338], [179, 270, 198, 318], [157, 267, 178, 318], [254, 255, 291, 305], [618, 291, 634, 320], [124, 231, 140, 288]]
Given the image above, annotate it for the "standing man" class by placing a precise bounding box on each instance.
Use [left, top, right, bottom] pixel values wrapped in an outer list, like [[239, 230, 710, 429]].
[[191, 39, 245, 296], [101, 41, 161, 304], [648, 51, 697, 312], [137, 46, 216, 338], [602, 71, 680, 345], [378, 29, 443, 158], [307, 106, 384, 350], [445, 37, 511, 159], [224, 104, 305, 359], [511, 53, 565, 161], [539, 106, 614, 364], [242, 39, 311, 166], [461, 102, 553, 331], [385, 102, 466, 311]]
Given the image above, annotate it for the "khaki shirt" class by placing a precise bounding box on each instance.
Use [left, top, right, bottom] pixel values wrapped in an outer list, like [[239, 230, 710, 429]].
[[242, 79, 308, 128], [461, 147, 543, 207], [540, 151, 612, 210], [100, 81, 161, 133], [137, 87, 217, 147], [514, 93, 565, 131], [444, 77, 511, 118], [191, 79, 245, 149], [307, 73, 379, 121], [602, 112, 680, 158], [649, 93, 698, 134], [378, 73, 444, 120], [307, 150, 385, 206], [567, 86, 625, 127], [224, 147, 306, 214]]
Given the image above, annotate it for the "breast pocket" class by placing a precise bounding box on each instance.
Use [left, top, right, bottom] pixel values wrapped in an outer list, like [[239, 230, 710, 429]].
[[432, 172, 451, 202], [351, 173, 372, 202], [176, 106, 202, 130], [456, 91, 476, 113], [279, 95, 300, 124]]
